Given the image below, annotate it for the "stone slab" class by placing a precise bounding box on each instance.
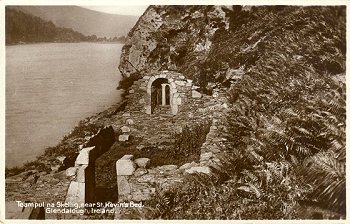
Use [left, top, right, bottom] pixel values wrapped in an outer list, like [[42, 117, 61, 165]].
[[121, 126, 131, 133], [77, 165, 88, 183], [119, 134, 129, 142], [116, 156, 136, 176], [75, 147, 95, 165], [134, 158, 151, 169], [185, 166, 211, 175], [192, 90, 202, 98], [65, 181, 85, 205]]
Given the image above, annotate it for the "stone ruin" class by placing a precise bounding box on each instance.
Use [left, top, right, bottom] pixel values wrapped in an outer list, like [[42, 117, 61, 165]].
[[64, 126, 115, 208], [126, 70, 202, 115], [60, 70, 232, 218]]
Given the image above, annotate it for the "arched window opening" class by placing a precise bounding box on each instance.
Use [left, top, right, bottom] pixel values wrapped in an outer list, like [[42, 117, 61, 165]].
[[151, 78, 170, 114]]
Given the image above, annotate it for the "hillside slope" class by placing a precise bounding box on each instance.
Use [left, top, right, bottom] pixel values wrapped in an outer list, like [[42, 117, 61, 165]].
[[8, 6, 139, 38], [119, 5, 346, 219], [6, 8, 87, 44], [119, 6, 345, 90]]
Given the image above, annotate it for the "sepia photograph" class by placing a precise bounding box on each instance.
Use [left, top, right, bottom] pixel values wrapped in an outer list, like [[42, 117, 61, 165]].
[[1, 1, 347, 222]]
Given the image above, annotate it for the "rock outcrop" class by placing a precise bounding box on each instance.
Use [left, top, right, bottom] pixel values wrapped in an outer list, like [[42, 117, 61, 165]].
[[119, 6, 234, 90]]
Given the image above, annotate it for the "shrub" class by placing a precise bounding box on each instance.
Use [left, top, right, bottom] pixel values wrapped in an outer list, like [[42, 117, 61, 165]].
[[170, 121, 211, 158]]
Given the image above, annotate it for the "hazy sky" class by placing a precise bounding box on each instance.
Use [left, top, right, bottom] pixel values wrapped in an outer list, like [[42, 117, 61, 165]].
[[82, 6, 148, 16]]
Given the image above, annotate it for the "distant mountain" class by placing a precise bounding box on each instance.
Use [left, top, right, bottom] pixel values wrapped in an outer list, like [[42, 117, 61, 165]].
[[7, 6, 140, 38], [6, 8, 87, 44]]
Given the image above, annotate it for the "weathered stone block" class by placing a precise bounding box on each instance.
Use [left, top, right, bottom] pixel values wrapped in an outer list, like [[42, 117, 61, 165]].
[[122, 155, 134, 160], [66, 167, 77, 177], [134, 158, 151, 168], [126, 119, 134, 125], [65, 181, 85, 205], [122, 112, 131, 117], [116, 155, 136, 176], [175, 80, 185, 86], [117, 176, 131, 197], [179, 162, 197, 170], [77, 165, 88, 183], [200, 152, 214, 161], [170, 82, 176, 89], [192, 90, 202, 98], [75, 147, 95, 166], [185, 166, 211, 174], [121, 126, 131, 133], [149, 76, 155, 83], [118, 134, 129, 142], [145, 105, 152, 114], [129, 89, 135, 94]]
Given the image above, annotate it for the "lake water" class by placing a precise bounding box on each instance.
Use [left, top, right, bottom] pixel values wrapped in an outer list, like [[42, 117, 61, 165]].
[[6, 43, 124, 168]]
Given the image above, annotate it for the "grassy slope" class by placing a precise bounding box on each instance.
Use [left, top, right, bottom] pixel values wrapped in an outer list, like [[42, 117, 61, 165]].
[[144, 6, 346, 219]]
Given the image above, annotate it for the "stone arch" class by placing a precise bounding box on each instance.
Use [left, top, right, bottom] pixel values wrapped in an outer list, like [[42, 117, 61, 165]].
[[146, 75, 178, 115]]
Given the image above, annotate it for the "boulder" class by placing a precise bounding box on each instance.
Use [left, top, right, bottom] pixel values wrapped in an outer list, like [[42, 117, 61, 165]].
[[121, 126, 131, 133], [192, 90, 202, 98], [118, 134, 129, 142], [134, 158, 151, 169], [126, 119, 134, 125]]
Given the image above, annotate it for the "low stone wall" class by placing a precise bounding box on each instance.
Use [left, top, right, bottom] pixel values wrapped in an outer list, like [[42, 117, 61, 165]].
[[114, 89, 231, 203], [115, 155, 184, 203]]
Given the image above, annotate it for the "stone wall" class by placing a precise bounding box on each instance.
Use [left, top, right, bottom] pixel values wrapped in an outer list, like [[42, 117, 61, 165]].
[[125, 70, 201, 115], [114, 89, 231, 204]]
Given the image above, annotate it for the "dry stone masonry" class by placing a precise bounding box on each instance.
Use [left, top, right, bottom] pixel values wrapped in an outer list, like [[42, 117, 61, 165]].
[[111, 84, 231, 206], [125, 70, 200, 115]]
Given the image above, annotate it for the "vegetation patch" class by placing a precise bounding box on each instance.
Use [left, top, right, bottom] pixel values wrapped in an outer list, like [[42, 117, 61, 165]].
[[141, 6, 346, 219]]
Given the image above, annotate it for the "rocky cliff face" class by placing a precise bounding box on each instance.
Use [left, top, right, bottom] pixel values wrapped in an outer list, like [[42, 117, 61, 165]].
[[119, 6, 345, 92], [118, 5, 234, 90]]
